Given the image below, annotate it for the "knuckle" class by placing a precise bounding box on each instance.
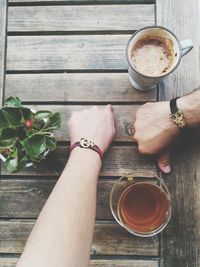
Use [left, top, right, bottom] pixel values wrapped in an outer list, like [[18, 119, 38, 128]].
[[105, 107, 113, 115], [135, 109, 141, 119], [138, 145, 146, 154], [133, 120, 138, 130], [138, 144, 151, 155], [143, 102, 151, 108], [93, 105, 99, 110], [133, 132, 139, 141], [69, 112, 76, 121]]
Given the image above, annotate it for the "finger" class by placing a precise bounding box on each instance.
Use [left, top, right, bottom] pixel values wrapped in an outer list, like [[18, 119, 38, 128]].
[[106, 104, 115, 121], [92, 105, 98, 110], [106, 104, 113, 112], [106, 104, 114, 116], [157, 151, 171, 174]]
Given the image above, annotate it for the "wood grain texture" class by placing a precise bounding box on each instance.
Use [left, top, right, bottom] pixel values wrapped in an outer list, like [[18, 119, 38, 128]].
[[157, 0, 200, 100], [7, 35, 130, 71], [8, 5, 154, 32], [0, 220, 159, 255], [2, 1, 158, 265], [0, 0, 7, 108], [90, 260, 159, 267], [1, 146, 157, 176], [0, 257, 159, 267], [157, 1, 200, 266], [0, 103, 141, 142], [9, 0, 155, 3], [5, 73, 157, 102], [26, 104, 138, 142], [0, 175, 157, 219]]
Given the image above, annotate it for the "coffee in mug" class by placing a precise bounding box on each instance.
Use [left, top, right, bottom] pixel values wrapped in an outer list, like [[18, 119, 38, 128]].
[[131, 35, 174, 77], [126, 26, 193, 91]]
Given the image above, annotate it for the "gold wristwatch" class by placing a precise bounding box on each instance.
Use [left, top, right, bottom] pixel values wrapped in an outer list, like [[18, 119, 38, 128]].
[[170, 97, 186, 129]]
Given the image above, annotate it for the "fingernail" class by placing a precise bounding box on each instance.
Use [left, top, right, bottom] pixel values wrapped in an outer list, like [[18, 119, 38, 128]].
[[163, 165, 171, 173], [107, 104, 112, 110]]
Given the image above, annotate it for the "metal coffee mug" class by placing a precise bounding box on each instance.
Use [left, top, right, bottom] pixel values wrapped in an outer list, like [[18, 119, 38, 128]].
[[126, 26, 193, 91]]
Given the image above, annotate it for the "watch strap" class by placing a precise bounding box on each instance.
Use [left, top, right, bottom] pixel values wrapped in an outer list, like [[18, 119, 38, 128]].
[[170, 97, 180, 114]]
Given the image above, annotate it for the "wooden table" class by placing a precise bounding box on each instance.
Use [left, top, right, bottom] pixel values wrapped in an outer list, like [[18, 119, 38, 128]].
[[0, 0, 200, 266]]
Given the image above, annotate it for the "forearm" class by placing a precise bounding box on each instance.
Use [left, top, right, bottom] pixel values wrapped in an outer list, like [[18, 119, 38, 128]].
[[178, 89, 200, 127], [17, 148, 101, 267]]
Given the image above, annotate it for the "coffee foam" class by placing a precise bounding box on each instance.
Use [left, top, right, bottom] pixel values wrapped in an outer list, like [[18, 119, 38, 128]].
[[131, 36, 174, 77]]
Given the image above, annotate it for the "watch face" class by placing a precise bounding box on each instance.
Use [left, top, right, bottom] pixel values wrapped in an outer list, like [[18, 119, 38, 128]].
[[171, 110, 186, 128]]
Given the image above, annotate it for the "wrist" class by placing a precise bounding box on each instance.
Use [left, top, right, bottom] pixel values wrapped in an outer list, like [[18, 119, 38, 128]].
[[69, 147, 102, 168], [177, 95, 200, 128], [164, 101, 180, 134]]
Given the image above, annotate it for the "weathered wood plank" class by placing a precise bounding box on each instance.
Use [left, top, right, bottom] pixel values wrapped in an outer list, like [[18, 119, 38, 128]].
[[157, 1, 200, 100], [157, 0, 200, 266], [7, 35, 130, 71], [8, 5, 154, 32], [1, 146, 157, 176], [5, 73, 157, 102], [0, 0, 7, 108], [0, 258, 17, 267], [90, 260, 159, 267], [26, 104, 137, 142], [0, 104, 147, 142], [0, 257, 159, 267], [0, 175, 157, 219], [9, 0, 155, 4], [0, 220, 159, 255]]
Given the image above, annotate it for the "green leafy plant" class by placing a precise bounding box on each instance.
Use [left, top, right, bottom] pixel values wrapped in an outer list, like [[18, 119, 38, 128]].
[[0, 97, 61, 172]]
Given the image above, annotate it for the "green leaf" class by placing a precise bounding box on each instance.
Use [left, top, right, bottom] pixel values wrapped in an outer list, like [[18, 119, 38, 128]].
[[2, 108, 22, 127], [5, 148, 18, 172], [0, 110, 9, 129], [5, 157, 18, 172], [5, 148, 28, 172], [20, 108, 33, 121], [17, 155, 28, 171], [45, 136, 57, 151], [4, 97, 22, 108], [0, 128, 17, 146], [22, 135, 47, 158], [43, 112, 61, 130], [26, 129, 37, 138], [35, 110, 52, 120], [32, 118, 44, 130]]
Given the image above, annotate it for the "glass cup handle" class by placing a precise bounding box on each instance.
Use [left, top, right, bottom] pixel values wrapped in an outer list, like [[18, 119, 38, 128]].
[[180, 39, 193, 56]]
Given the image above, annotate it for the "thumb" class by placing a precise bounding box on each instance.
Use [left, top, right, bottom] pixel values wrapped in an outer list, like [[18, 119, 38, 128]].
[[157, 151, 171, 174]]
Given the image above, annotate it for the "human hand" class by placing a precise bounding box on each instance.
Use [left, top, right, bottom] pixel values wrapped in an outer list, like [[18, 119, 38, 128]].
[[68, 105, 116, 154], [133, 101, 180, 173]]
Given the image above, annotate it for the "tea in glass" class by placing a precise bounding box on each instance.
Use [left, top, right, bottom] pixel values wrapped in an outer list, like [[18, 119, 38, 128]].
[[110, 173, 171, 237]]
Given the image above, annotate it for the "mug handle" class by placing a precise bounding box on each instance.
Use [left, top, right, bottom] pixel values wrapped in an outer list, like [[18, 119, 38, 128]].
[[180, 39, 193, 56]]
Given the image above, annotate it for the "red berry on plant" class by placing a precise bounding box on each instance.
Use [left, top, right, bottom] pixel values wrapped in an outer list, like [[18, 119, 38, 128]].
[[25, 119, 33, 129]]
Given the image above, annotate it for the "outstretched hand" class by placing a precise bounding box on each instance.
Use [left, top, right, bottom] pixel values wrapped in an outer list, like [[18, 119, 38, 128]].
[[133, 101, 180, 173], [68, 105, 116, 154]]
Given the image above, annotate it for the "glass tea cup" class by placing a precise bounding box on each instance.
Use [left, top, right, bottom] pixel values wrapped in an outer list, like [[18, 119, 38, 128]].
[[110, 172, 172, 237]]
